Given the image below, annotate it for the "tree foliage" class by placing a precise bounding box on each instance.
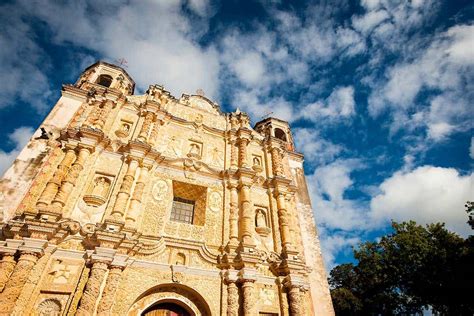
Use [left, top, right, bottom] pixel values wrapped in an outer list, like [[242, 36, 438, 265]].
[[329, 221, 474, 315]]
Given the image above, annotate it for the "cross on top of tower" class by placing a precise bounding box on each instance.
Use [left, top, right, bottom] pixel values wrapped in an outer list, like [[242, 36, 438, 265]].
[[116, 58, 128, 68]]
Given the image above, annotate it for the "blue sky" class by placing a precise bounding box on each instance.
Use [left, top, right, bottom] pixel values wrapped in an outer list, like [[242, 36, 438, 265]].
[[0, 0, 472, 269]]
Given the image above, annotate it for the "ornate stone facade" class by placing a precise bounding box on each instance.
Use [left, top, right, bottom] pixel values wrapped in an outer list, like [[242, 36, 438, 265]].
[[0, 61, 334, 315]]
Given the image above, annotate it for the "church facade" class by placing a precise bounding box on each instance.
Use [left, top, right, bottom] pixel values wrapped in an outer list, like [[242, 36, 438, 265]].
[[0, 61, 334, 315]]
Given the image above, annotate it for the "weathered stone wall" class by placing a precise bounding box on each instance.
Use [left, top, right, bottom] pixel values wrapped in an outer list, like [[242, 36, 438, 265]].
[[0, 61, 334, 315]]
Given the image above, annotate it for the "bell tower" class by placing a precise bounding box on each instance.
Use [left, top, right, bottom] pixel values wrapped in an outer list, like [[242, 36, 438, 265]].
[[75, 61, 135, 96], [255, 117, 295, 151]]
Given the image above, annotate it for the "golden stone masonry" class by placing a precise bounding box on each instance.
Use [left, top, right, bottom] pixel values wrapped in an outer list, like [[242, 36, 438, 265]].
[[0, 61, 334, 315]]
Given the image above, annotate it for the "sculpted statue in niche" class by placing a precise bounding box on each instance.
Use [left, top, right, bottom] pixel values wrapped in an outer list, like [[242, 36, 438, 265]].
[[187, 142, 202, 159], [91, 177, 110, 197], [252, 155, 263, 172], [83, 176, 111, 207], [115, 121, 131, 138], [255, 208, 271, 236], [37, 299, 61, 316], [175, 253, 186, 265]]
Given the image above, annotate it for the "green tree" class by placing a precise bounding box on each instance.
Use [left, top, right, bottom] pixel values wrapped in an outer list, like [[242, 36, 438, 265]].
[[329, 221, 474, 315]]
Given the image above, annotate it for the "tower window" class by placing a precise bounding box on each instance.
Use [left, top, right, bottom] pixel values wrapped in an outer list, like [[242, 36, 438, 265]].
[[274, 128, 287, 141], [96, 74, 113, 87], [170, 197, 195, 224]]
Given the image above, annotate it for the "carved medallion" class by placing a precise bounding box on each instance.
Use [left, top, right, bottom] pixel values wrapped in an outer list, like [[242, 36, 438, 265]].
[[152, 180, 169, 201], [208, 191, 222, 212]]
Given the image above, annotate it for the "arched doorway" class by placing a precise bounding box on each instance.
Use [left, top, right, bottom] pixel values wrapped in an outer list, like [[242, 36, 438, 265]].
[[142, 301, 191, 316], [128, 283, 212, 316]]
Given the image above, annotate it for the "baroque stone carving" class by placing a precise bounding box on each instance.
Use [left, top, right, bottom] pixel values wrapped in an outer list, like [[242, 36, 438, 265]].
[[227, 282, 239, 316], [152, 180, 169, 202], [38, 298, 61, 316], [0, 61, 334, 316], [0, 254, 16, 291], [208, 191, 222, 212], [76, 261, 108, 315], [0, 252, 39, 314], [97, 266, 123, 315]]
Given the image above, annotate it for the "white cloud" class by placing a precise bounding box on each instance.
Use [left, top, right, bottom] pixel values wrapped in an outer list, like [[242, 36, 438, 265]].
[[293, 128, 344, 165], [352, 9, 389, 34], [300, 86, 356, 122], [307, 159, 370, 232], [470, 137, 474, 160], [0, 3, 53, 111], [18, 0, 220, 99], [0, 127, 34, 175], [370, 166, 474, 237], [368, 24, 474, 141], [231, 89, 294, 123], [231, 52, 266, 87], [319, 232, 360, 271]]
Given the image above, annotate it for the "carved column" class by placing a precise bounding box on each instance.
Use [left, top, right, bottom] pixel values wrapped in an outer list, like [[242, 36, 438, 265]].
[[287, 285, 304, 316], [238, 138, 249, 168], [76, 261, 108, 316], [276, 192, 292, 251], [0, 253, 16, 292], [110, 158, 139, 220], [51, 147, 91, 211], [37, 149, 76, 208], [228, 183, 239, 244], [94, 99, 115, 129], [125, 164, 149, 227], [0, 252, 39, 314], [226, 281, 239, 316], [270, 146, 283, 176], [230, 139, 238, 168], [138, 111, 154, 142], [239, 184, 254, 245], [148, 119, 162, 147], [241, 280, 255, 316], [97, 266, 123, 316]]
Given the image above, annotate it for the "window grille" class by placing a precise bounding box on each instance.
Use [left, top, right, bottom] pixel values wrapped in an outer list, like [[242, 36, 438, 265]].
[[170, 197, 195, 224]]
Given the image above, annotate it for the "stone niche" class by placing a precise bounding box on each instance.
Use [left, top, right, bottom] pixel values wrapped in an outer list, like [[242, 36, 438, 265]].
[[255, 207, 271, 237], [115, 120, 133, 138], [83, 173, 113, 206], [71, 172, 114, 225]]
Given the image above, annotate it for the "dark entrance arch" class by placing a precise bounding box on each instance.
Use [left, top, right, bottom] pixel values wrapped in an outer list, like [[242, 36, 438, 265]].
[[142, 301, 191, 316]]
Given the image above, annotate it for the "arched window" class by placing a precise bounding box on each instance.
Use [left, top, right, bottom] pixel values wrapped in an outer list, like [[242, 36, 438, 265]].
[[96, 74, 113, 87], [274, 128, 287, 141]]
